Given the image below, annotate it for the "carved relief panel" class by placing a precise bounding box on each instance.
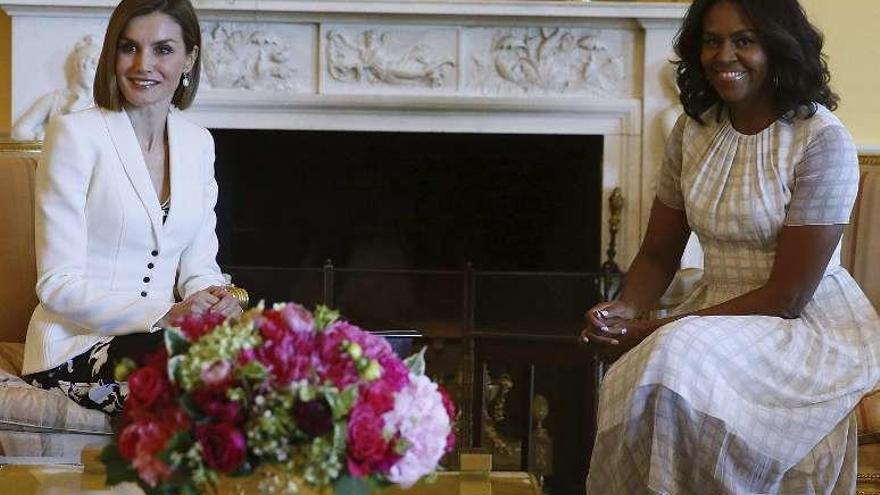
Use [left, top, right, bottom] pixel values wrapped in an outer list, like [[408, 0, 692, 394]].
[[200, 22, 316, 93], [321, 25, 458, 94], [464, 26, 634, 97]]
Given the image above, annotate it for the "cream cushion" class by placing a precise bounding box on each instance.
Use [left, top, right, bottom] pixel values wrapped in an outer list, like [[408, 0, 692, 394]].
[[0, 342, 111, 434]]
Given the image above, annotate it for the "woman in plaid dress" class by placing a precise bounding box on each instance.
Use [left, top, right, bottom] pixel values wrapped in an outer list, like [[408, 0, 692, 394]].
[[582, 0, 880, 493]]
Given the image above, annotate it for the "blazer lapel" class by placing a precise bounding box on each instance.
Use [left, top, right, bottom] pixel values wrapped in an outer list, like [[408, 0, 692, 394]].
[[100, 107, 163, 247]]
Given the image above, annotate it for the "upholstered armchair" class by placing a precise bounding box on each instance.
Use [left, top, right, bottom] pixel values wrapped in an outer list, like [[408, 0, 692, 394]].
[[847, 162, 880, 494], [654, 159, 880, 493]]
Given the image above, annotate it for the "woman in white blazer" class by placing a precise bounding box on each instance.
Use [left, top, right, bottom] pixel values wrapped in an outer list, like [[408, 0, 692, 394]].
[[22, 0, 241, 413]]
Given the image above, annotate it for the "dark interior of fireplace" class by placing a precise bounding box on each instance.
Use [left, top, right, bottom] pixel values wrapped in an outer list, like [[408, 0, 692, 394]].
[[213, 129, 605, 337]]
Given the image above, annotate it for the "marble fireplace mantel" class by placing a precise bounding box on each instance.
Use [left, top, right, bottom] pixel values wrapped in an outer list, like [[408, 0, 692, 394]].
[[1, 0, 689, 268]]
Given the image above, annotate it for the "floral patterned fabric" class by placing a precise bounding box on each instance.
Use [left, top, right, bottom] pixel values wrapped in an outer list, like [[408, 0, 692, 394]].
[[24, 331, 164, 414]]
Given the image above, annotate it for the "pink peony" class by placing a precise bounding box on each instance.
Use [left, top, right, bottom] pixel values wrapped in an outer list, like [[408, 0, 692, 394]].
[[256, 331, 315, 385], [346, 405, 396, 477]]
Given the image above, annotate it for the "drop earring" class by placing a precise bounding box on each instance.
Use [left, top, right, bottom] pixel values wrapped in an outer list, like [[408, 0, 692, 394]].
[[182, 72, 191, 88]]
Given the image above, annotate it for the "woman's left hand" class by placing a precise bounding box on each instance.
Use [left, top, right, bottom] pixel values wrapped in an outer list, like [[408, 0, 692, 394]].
[[205, 285, 243, 318]]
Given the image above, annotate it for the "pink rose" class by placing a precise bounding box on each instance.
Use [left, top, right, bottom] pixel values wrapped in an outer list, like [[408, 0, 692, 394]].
[[279, 303, 315, 333], [201, 360, 232, 388], [196, 423, 246, 473]]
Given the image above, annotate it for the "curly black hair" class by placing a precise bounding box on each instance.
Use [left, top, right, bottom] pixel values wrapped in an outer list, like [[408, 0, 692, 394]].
[[673, 0, 838, 124]]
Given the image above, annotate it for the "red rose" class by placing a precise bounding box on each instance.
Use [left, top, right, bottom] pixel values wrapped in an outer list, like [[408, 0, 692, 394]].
[[141, 346, 168, 371], [346, 405, 391, 476], [127, 366, 168, 409], [196, 423, 246, 473], [118, 422, 142, 460], [192, 386, 242, 423], [177, 312, 226, 341], [118, 420, 173, 460]]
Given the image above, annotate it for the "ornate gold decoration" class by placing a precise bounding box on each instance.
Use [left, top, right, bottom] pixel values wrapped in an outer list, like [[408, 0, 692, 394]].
[[603, 187, 624, 271], [0, 137, 42, 153], [481, 370, 520, 461], [226, 284, 250, 309], [860, 154, 880, 167], [529, 394, 553, 480]]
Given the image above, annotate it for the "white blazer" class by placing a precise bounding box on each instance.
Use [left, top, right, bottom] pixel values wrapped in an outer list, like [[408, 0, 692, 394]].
[[22, 106, 226, 375]]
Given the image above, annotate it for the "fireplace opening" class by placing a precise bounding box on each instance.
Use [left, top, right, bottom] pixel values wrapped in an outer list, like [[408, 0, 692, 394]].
[[212, 129, 604, 338]]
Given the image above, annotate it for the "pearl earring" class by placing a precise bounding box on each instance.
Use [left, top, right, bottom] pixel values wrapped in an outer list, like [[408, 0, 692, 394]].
[[182, 72, 191, 88]]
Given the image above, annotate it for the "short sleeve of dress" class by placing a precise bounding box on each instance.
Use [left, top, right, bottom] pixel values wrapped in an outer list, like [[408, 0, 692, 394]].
[[656, 113, 688, 210], [784, 124, 860, 226]]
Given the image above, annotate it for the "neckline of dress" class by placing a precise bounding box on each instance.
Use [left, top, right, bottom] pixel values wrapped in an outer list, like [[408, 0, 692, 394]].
[[721, 107, 779, 138]]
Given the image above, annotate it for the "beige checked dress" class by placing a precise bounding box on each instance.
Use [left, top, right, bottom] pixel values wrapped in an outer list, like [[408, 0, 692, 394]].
[[586, 105, 880, 494]]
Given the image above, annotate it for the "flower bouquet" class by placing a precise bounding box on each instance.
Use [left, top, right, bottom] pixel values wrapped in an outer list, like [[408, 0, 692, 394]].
[[100, 302, 456, 495]]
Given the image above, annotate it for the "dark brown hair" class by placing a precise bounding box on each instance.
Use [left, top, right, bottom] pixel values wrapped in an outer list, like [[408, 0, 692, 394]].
[[94, 0, 201, 110], [673, 0, 838, 123]]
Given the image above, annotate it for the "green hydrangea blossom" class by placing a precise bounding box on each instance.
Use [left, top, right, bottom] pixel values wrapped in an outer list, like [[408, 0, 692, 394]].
[[176, 318, 262, 391]]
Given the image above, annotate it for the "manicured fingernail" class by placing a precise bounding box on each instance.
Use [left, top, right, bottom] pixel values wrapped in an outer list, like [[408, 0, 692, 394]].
[[620, 328, 627, 335], [599, 310, 610, 318], [581, 336, 589, 343], [611, 340, 619, 345], [600, 326, 610, 333]]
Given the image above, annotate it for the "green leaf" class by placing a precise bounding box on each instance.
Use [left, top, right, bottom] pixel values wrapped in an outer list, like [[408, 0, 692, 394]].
[[99, 444, 137, 486], [403, 346, 427, 376], [179, 483, 201, 495], [325, 386, 358, 420], [164, 327, 191, 356], [334, 475, 374, 495], [167, 355, 185, 385], [235, 360, 267, 382], [313, 305, 340, 332], [178, 393, 203, 419], [298, 384, 317, 402], [332, 423, 347, 453]]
